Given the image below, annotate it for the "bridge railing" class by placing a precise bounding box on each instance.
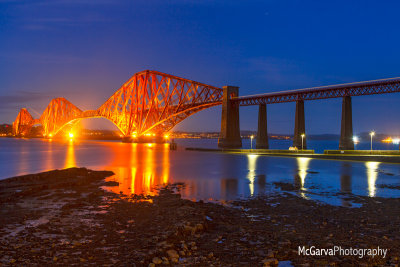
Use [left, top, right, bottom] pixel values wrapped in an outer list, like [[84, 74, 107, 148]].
[[235, 77, 400, 105]]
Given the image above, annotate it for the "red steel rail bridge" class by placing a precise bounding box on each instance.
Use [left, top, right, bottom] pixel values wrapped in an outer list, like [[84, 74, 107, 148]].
[[11, 70, 400, 149], [12, 70, 223, 138]]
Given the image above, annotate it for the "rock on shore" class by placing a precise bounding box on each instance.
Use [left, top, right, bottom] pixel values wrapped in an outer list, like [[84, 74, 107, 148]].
[[0, 168, 399, 266]]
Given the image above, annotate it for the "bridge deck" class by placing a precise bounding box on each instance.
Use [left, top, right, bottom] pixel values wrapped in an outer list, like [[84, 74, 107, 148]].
[[236, 77, 400, 106]]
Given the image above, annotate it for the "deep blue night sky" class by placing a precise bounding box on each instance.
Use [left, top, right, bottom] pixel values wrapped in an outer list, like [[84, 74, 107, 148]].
[[1, 0, 400, 134]]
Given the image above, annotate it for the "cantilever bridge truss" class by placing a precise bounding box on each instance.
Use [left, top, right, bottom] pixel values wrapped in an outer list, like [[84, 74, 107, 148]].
[[12, 70, 223, 137], [13, 70, 400, 138]]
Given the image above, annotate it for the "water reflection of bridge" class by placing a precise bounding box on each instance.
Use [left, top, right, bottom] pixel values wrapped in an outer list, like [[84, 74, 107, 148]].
[[99, 143, 170, 196], [60, 141, 381, 201]]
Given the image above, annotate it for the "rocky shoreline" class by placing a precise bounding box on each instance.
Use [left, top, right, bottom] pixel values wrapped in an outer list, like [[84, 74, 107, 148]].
[[0, 168, 399, 266]]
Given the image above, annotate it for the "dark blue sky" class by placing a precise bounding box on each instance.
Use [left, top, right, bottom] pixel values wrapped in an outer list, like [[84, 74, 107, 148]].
[[1, 0, 400, 134]]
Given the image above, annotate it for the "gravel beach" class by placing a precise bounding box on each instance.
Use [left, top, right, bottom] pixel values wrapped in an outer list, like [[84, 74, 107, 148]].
[[0, 168, 399, 266]]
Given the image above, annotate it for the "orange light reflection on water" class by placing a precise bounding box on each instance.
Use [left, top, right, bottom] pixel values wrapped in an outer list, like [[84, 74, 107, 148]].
[[104, 143, 170, 196], [64, 140, 76, 168], [17, 141, 29, 175], [45, 139, 54, 171]]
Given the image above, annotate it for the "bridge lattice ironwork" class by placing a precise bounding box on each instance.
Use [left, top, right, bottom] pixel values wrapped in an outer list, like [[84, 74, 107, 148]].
[[13, 72, 400, 137], [12, 108, 35, 136], [12, 70, 223, 137], [235, 77, 400, 106]]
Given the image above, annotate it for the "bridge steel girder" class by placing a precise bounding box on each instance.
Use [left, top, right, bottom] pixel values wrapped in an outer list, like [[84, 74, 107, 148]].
[[12, 70, 223, 138], [39, 98, 83, 137], [97, 70, 223, 137], [234, 77, 400, 106], [12, 108, 35, 136]]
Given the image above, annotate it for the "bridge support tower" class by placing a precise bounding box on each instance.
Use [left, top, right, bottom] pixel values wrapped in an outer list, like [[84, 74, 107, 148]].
[[339, 96, 354, 150], [293, 100, 306, 149], [218, 86, 242, 148], [256, 104, 269, 149]]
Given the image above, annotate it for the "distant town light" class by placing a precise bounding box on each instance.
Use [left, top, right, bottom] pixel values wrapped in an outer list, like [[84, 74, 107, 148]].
[[353, 135, 359, 150]]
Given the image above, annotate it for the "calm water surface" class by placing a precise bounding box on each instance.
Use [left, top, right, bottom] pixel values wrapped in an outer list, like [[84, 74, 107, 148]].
[[1, 138, 400, 206]]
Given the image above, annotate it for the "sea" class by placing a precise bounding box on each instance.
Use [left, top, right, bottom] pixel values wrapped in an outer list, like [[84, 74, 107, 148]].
[[1, 137, 399, 206]]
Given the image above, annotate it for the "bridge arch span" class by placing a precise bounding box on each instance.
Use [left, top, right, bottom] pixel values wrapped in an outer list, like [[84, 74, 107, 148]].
[[12, 70, 223, 137], [96, 70, 223, 136]]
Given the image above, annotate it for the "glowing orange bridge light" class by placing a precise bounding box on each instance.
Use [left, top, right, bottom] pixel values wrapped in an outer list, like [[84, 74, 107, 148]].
[[382, 137, 392, 143], [68, 132, 74, 139]]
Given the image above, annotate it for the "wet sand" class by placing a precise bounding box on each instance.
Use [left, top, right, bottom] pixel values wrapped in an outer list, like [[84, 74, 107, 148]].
[[0, 168, 399, 266]]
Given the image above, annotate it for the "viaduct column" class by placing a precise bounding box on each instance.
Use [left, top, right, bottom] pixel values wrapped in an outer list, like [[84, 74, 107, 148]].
[[339, 96, 354, 150], [256, 104, 269, 149], [218, 86, 242, 148], [293, 100, 306, 149]]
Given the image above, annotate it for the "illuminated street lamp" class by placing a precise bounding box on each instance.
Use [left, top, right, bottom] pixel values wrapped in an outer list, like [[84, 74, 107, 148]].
[[250, 135, 254, 151], [301, 134, 305, 151], [353, 136, 359, 150], [370, 131, 375, 151]]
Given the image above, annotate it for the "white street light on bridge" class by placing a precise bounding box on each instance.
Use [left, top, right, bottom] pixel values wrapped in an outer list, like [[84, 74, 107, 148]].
[[370, 131, 375, 151], [250, 135, 254, 151], [301, 134, 305, 151]]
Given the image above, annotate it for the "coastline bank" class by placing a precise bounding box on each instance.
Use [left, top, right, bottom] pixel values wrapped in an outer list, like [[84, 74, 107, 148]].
[[186, 147, 400, 164], [0, 168, 399, 266]]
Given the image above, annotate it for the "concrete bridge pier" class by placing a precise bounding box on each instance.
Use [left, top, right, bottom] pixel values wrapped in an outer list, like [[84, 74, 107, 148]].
[[256, 104, 269, 149], [218, 86, 242, 148], [293, 100, 307, 149], [339, 96, 354, 150]]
